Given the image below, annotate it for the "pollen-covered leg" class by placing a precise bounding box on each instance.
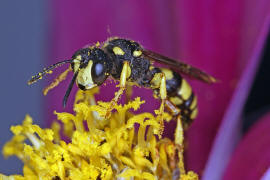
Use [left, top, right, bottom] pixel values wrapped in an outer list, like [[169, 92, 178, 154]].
[[105, 61, 130, 119], [156, 73, 167, 137], [125, 85, 133, 104], [43, 66, 72, 95], [175, 116, 186, 176]]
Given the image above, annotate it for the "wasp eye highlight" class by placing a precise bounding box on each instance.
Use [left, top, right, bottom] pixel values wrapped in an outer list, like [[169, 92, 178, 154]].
[[92, 63, 108, 85], [94, 63, 104, 76]]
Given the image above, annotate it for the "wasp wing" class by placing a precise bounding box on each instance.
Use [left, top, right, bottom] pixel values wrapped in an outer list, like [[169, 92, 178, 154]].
[[142, 49, 216, 83]]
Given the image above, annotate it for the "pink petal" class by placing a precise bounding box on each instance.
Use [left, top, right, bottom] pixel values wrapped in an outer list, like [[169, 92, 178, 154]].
[[173, 0, 244, 173], [202, 2, 270, 178], [222, 112, 270, 180], [174, 0, 269, 173]]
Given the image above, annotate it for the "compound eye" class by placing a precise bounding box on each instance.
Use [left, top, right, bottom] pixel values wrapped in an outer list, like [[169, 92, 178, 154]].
[[92, 63, 107, 85]]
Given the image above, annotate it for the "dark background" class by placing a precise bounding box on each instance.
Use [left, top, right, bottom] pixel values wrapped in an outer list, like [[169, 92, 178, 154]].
[[244, 32, 270, 133]]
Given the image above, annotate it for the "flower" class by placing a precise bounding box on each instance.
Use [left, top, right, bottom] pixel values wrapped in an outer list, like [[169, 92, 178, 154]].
[[0, 88, 199, 180]]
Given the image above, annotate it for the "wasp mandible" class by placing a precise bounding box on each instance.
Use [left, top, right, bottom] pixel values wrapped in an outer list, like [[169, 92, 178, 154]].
[[28, 37, 216, 127]]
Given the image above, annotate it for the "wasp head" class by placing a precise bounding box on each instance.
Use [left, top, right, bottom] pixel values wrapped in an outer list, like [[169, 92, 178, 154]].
[[28, 46, 112, 107], [71, 47, 112, 90]]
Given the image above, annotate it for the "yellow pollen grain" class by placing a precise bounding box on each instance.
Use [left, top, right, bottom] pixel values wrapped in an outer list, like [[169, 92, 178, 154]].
[[178, 79, 192, 100], [95, 41, 100, 47], [133, 50, 142, 57], [113, 46, 125, 55], [161, 68, 173, 80]]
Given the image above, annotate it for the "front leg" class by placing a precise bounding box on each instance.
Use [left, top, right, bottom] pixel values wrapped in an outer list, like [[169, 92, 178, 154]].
[[157, 73, 167, 137], [105, 61, 130, 119]]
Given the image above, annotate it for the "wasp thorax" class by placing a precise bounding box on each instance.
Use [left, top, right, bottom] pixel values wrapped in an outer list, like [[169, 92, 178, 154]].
[[71, 48, 112, 90], [104, 38, 143, 59]]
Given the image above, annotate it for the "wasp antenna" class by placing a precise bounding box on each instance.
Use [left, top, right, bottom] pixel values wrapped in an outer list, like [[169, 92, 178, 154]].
[[62, 71, 78, 108], [27, 59, 73, 85]]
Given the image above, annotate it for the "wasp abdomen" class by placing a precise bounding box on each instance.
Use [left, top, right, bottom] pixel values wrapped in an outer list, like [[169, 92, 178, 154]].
[[150, 67, 198, 126]]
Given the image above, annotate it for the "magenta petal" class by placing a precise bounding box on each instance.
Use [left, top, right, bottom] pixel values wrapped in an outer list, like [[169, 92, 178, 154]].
[[261, 168, 270, 180], [173, 0, 251, 173], [202, 6, 270, 180], [222, 112, 270, 180]]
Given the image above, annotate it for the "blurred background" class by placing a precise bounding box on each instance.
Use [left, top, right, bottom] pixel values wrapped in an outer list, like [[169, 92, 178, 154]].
[[0, 0, 47, 174], [0, 0, 269, 179]]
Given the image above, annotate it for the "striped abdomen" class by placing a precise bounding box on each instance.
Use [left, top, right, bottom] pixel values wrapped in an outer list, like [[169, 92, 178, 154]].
[[150, 67, 198, 126]]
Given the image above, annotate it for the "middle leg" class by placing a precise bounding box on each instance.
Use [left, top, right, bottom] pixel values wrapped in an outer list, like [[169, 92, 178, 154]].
[[105, 61, 130, 119]]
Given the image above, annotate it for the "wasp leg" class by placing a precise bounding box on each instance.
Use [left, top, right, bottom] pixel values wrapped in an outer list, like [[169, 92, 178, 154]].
[[175, 116, 186, 176], [125, 85, 133, 104], [157, 73, 167, 137], [165, 101, 187, 176], [165, 99, 181, 116], [165, 100, 192, 130], [43, 66, 72, 96], [105, 61, 130, 119]]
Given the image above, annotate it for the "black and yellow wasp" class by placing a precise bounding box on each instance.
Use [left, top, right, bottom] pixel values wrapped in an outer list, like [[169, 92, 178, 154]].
[[28, 37, 216, 127]]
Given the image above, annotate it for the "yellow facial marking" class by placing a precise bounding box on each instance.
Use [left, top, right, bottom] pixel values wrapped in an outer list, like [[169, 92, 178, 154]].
[[178, 79, 192, 100], [133, 50, 142, 57], [113, 46, 125, 55], [190, 108, 198, 119], [161, 68, 174, 80], [170, 97, 183, 105], [190, 95, 197, 110], [77, 60, 96, 89]]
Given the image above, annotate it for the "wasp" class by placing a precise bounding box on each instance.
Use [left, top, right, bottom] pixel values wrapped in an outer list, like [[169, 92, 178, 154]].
[[28, 37, 216, 127]]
